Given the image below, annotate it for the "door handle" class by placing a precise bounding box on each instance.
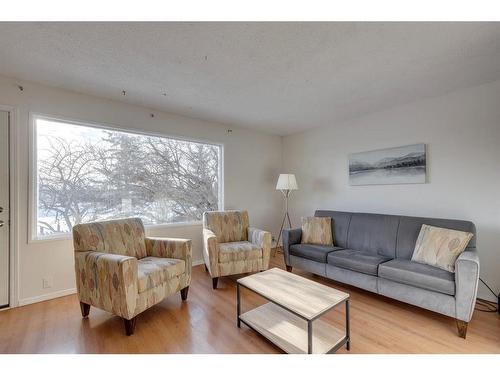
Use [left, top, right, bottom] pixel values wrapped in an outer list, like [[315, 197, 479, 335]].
[[0, 220, 3, 227], [0, 206, 3, 213]]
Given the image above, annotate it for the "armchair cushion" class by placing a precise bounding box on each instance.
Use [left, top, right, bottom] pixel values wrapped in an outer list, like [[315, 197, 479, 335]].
[[203, 210, 249, 243], [145, 237, 192, 283], [137, 257, 186, 293], [218, 241, 262, 262], [73, 218, 147, 259]]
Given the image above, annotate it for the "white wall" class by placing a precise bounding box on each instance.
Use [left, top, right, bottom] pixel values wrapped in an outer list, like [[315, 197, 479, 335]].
[[0, 74, 283, 306], [283, 79, 500, 301], [3, 71, 498, 306]]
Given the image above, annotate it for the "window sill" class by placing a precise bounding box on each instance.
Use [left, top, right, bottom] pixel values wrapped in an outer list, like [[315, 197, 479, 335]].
[[29, 221, 203, 243], [145, 221, 203, 231]]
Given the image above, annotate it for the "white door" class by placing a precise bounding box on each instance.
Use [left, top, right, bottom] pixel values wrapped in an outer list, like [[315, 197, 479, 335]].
[[0, 110, 9, 307]]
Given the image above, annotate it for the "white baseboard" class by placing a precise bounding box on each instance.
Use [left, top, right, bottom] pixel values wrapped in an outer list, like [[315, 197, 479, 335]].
[[192, 259, 205, 266], [18, 288, 77, 306]]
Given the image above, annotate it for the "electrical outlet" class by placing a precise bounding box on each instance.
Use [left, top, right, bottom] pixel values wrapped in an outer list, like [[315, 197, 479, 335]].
[[43, 277, 53, 289]]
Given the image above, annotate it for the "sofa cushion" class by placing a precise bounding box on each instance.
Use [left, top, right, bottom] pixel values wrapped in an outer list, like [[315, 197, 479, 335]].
[[378, 259, 455, 295], [411, 225, 473, 272], [218, 241, 262, 262], [290, 244, 342, 263], [396, 216, 476, 260], [327, 249, 391, 276], [137, 257, 185, 293], [315, 210, 352, 248], [347, 213, 400, 258]]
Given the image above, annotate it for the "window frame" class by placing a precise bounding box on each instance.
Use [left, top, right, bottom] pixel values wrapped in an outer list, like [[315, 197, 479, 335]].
[[29, 112, 224, 242]]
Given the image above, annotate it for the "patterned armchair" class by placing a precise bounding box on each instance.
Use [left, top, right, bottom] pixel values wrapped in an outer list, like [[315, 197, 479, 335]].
[[72, 218, 192, 335], [202, 210, 271, 289]]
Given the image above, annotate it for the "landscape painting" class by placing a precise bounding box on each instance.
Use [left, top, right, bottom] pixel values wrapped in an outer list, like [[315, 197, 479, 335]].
[[349, 144, 426, 185]]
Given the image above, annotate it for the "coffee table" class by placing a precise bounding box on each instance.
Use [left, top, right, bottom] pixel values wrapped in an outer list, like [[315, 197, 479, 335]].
[[237, 267, 350, 354]]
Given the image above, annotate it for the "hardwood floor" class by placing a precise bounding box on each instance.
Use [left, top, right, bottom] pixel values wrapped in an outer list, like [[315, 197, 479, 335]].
[[0, 251, 498, 353]]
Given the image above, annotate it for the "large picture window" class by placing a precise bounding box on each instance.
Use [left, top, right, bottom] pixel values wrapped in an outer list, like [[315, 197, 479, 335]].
[[32, 115, 223, 239]]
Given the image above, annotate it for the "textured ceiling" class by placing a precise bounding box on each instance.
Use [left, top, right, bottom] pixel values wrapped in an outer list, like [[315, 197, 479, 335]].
[[1, 22, 500, 135]]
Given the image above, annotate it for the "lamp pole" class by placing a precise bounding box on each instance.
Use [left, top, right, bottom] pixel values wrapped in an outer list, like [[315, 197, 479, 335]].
[[275, 173, 298, 254], [276, 189, 292, 249]]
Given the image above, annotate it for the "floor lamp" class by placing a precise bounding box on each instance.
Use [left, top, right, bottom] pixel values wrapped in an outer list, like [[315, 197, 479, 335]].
[[276, 174, 298, 250]]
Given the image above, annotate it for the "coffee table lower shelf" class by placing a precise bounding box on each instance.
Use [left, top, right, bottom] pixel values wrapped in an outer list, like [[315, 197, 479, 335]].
[[239, 302, 346, 354]]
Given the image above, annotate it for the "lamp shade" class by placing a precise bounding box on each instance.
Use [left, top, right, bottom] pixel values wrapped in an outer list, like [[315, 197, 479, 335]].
[[276, 174, 298, 190]]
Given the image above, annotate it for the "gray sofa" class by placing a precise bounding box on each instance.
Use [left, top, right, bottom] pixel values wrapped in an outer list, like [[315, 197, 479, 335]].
[[282, 210, 479, 338]]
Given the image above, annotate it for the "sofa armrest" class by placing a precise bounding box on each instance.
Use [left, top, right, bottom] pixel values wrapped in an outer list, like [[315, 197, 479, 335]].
[[248, 227, 272, 270], [74, 251, 138, 319], [203, 228, 219, 277], [455, 249, 480, 322], [282, 228, 302, 265]]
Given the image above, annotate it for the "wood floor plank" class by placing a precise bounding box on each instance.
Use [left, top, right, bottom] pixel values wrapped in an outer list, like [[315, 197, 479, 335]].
[[0, 251, 498, 353]]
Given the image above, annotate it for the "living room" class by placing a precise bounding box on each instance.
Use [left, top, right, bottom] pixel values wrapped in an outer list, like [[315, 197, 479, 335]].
[[0, 1, 499, 373]]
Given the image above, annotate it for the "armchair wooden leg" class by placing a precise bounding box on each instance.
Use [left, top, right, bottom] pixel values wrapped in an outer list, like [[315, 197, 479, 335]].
[[123, 317, 137, 336], [212, 277, 219, 289], [79, 302, 90, 318], [456, 319, 468, 339], [286, 266, 293, 272], [180, 286, 189, 301]]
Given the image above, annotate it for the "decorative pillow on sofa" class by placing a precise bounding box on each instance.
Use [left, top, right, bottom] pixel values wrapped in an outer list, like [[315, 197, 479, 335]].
[[411, 224, 473, 272], [301, 217, 334, 246]]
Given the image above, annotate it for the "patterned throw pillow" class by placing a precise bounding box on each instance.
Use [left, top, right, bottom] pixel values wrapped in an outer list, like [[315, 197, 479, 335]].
[[411, 224, 473, 272], [301, 217, 334, 246]]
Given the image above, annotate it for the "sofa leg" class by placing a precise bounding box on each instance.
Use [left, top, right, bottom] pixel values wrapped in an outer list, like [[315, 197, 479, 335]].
[[123, 317, 137, 336], [79, 302, 90, 318], [204, 264, 208, 272], [180, 286, 189, 301], [286, 266, 292, 272], [212, 277, 219, 289], [456, 319, 468, 339]]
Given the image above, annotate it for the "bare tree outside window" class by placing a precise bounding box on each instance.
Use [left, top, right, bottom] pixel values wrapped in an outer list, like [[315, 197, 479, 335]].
[[35, 118, 221, 238]]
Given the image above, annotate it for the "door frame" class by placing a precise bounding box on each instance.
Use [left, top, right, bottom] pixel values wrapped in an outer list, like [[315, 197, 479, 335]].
[[0, 104, 19, 308]]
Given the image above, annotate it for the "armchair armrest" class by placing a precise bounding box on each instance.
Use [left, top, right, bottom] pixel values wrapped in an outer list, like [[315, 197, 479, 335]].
[[145, 237, 192, 282], [455, 249, 480, 322], [203, 228, 219, 277], [145, 237, 192, 261], [74, 251, 138, 319], [248, 227, 272, 270], [282, 228, 302, 265]]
